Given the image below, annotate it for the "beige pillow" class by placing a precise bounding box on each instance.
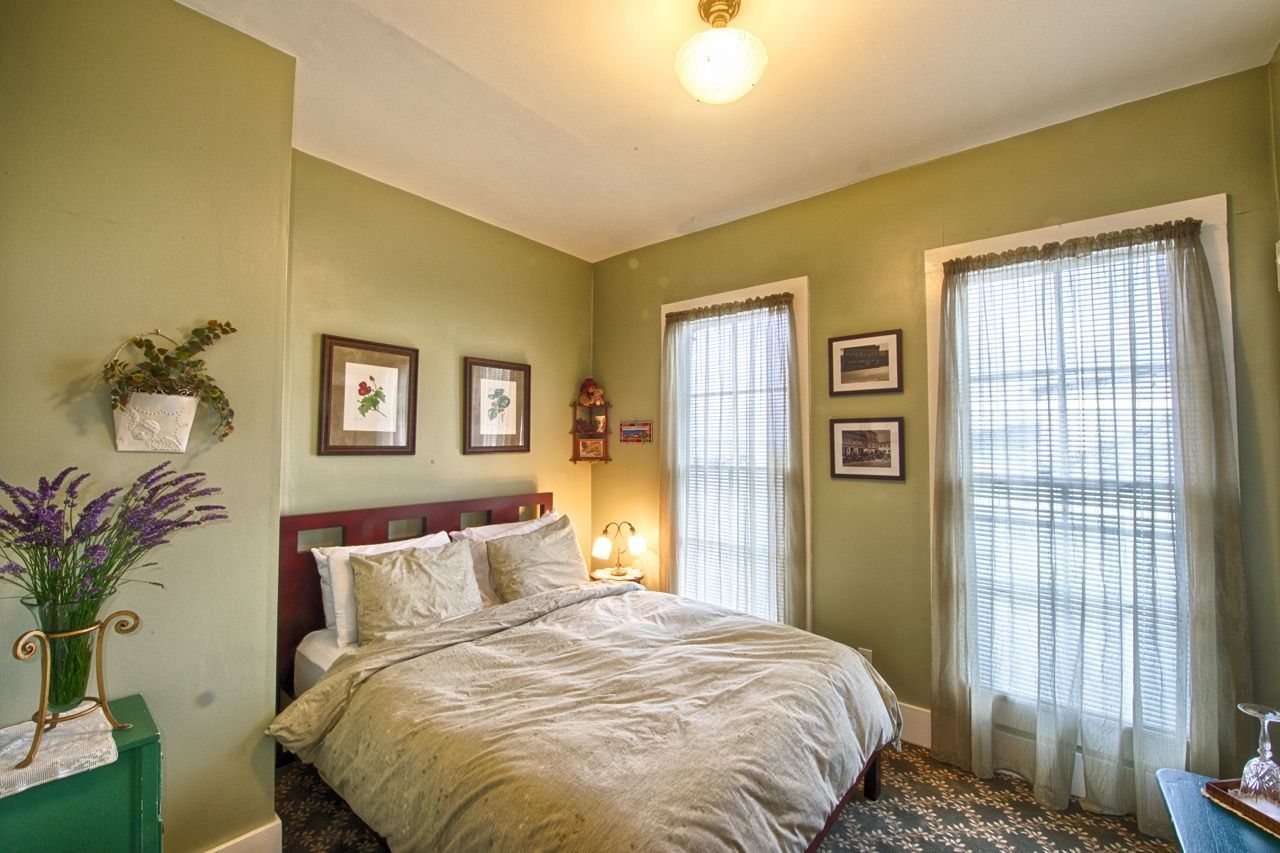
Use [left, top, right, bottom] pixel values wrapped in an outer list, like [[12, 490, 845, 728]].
[[349, 540, 482, 644], [486, 514, 588, 602]]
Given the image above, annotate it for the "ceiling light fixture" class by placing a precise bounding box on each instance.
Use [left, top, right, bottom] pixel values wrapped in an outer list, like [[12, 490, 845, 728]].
[[674, 0, 768, 105]]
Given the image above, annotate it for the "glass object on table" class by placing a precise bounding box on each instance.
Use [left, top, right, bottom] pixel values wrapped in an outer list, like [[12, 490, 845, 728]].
[[1237, 703, 1280, 804]]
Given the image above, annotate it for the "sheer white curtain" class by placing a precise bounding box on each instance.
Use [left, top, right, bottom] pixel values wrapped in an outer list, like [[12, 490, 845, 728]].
[[660, 293, 805, 626], [931, 220, 1249, 836]]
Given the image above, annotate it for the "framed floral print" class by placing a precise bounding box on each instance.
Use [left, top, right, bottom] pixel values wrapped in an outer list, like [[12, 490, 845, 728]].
[[318, 334, 418, 455], [463, 357, 531, 454]]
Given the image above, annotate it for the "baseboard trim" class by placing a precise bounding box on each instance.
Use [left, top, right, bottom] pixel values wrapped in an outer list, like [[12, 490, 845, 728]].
[[895, 703, 1087, 799], [207, 816, 281, 853], [899, 702, 931, 748]]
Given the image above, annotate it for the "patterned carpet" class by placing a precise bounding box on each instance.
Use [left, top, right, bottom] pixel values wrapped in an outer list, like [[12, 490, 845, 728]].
[[277, 744, 1174, 852]]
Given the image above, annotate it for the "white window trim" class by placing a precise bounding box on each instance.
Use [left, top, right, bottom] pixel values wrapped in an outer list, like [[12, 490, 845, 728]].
[[924, 194, 1235, 506], [921, 194, 1235, 798], [661, 276, 812, 629]]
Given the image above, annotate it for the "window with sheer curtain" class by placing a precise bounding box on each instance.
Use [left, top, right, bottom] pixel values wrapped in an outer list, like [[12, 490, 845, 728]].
[[931, 217, 1249, 837], [964, 241, 1184, 728], [659, 293, 805, 626]]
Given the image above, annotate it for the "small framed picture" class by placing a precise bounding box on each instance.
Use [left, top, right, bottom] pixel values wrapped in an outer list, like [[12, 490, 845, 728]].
[[576, 438, 606, 459], [463, 357, 531, 454], [830, 418, 904, 480], [318, 334, 418, 455], [829, 329, 902, 394], [619, 420, 653, 444]]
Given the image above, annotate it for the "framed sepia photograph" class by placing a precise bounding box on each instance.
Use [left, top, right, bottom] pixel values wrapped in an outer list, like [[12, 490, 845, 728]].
[[576, 437, 606, 459], [318, 334, 419, 455], [828, 329, 902, 394], [463, 357, 531, 454], [830, 418, 904, 480]]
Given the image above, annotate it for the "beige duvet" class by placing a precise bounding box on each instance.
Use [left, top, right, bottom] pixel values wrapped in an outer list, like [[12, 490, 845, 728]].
[[268, 582, 901, 852]]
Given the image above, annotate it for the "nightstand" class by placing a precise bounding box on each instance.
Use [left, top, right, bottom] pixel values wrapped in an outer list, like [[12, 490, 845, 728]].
[[590, 567, 644, 583], [0, 694, 162, 852]]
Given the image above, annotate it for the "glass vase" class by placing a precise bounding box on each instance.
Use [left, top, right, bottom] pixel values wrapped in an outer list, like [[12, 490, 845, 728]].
[[21, 596, 109, 713]]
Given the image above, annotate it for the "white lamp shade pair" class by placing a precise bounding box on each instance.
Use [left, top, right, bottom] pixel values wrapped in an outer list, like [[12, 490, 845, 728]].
[[592, 529, 646, 560], [674, 26, 768, 105]]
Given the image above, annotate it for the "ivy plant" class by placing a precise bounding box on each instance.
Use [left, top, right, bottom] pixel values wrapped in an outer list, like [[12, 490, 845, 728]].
[[102, 320, 237, 440]]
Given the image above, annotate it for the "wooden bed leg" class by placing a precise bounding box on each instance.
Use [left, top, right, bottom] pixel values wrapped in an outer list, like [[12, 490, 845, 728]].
[[863, 755, 881, 801]]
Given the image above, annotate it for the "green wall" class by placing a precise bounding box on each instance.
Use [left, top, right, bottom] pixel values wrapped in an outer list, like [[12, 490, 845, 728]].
[[1272, 44, 1280, 225], [591, 68, 1280, 711], [284, 152, 595, 541], [0, 1, 294, 850]]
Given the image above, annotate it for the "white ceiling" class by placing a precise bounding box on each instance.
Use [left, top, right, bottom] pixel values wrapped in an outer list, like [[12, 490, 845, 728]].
[[178, 0, 1280, 262]]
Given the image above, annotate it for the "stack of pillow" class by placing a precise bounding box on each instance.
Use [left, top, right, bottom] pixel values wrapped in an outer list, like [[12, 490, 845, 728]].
[[311, 512, 594, 649]]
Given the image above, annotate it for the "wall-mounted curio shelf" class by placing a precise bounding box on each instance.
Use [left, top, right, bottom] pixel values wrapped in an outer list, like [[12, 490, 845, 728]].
[[570, 378, 611, 464]]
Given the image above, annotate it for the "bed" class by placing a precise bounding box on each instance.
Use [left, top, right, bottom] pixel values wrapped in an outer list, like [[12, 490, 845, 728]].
[[270, 493, 901, 852]]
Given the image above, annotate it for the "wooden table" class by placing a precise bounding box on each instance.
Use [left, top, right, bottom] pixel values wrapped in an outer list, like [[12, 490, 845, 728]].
[[1157, 768, 1279, 851]]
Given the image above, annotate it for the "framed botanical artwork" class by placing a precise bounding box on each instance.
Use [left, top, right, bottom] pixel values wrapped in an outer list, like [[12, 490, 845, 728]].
[[619, 420, 653, 444], [828, 329, 902, 394], [463, 357, 531, 454], [318, 334, 419, 455], [830, 418, 904, 480]]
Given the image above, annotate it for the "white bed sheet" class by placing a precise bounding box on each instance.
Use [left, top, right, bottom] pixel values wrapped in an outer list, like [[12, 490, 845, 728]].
[[294, 628, 345, 697]]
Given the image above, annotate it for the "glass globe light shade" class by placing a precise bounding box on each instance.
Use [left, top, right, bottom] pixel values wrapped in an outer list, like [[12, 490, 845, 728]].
[[592, 535, 613, 561], [626, 531, 646, 556], [674, 26, 768, 105]]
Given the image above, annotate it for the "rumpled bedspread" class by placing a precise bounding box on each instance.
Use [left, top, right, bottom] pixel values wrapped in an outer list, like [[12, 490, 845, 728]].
[[269, 582, 901, 852]]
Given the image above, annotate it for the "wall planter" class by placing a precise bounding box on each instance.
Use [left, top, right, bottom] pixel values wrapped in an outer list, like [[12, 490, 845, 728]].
[[112, 392, 199, 452], [102, 321, 237, 452]]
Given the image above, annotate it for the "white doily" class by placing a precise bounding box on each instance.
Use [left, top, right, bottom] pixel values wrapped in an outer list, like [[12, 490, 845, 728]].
[[0, 704, 118, 798]]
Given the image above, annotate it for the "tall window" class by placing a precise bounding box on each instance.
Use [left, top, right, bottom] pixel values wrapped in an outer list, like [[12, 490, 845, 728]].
[[962, 239, 1184, 729], [660, 292, 806, 626], [930, 213, 1248, 837]]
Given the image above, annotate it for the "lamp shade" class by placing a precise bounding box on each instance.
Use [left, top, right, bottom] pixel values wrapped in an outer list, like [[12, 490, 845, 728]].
[[674, 26, 767, 104], [591, 535, 613, 561], [627, 531, 646, 556]]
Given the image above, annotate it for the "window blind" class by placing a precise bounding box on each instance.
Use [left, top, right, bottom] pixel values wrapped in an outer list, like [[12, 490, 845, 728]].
[[961, 244, 1187, 736], [663, 295, 800, 624]]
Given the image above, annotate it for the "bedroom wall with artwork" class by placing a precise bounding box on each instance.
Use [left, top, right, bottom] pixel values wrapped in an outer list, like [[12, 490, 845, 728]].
[[590, 67, 1280, 714], [282, 152, 595, 543], [0, 0, 293, 849]]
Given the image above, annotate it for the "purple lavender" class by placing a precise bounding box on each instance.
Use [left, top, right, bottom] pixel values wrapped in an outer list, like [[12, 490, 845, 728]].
[[0, 463, 227, 605]]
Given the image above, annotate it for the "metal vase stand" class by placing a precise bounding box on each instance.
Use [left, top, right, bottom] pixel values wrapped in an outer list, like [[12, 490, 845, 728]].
[[10, 609, 140, 769]]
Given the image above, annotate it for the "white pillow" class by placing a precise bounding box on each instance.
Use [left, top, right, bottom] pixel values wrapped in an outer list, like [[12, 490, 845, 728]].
[[449, 511, 561, 606], [486, 514, 588, 602], [313, 530, 450, 647], [350, 541, 482, 645]]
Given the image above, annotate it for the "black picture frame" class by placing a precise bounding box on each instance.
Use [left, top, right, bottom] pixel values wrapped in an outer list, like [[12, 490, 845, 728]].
[[318, 334, 418, 455], [830, 417, 905, 480], [463, 357, 531, 454], [828, 329, 903, 395]]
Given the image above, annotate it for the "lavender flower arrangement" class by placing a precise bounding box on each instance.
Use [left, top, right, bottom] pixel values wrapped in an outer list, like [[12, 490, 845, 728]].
[[0, 463, 227, 711], [0, 462, 228, 606]]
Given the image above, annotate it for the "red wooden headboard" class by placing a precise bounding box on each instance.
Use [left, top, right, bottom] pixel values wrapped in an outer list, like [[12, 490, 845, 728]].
[[277, 492, 553, 695]]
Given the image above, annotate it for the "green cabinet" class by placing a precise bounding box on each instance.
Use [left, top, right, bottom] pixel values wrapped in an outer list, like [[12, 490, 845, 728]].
[[0, 694, 162, 852]]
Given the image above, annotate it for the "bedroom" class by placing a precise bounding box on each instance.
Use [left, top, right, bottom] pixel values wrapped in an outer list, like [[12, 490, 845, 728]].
[[1, 0, 1279, 850]]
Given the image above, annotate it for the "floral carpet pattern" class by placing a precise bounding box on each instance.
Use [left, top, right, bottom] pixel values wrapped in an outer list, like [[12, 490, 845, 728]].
[[277, 743, 1173, 852]]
